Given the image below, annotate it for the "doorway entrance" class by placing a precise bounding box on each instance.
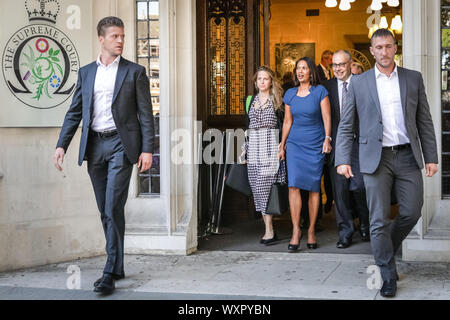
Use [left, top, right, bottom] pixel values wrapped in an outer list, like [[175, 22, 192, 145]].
[[197, 0, 403, 254]]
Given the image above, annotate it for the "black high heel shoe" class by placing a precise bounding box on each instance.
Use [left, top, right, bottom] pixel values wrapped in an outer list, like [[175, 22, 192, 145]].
[[288, 232, 303, 253], [307, 243, 318, 249], [307, 232, 318, 249], [260, 233, 278, 245]]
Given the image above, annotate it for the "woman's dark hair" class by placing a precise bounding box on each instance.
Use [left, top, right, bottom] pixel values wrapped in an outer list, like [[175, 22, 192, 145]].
[[293, 56, 321, 87], [97, 16, 124, 37]]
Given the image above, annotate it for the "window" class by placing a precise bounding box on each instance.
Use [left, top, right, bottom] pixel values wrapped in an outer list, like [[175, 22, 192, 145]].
[[208, 0, 247, 116], [137, 0, 160, 196]]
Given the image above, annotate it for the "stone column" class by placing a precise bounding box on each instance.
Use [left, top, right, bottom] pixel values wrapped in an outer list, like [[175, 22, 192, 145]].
[[402, 0, 450, 262], [124, 0, 198, 255]]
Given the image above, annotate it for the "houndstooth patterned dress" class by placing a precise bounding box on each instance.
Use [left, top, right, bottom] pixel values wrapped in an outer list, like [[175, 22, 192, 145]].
[[245, 95, 286, 215]]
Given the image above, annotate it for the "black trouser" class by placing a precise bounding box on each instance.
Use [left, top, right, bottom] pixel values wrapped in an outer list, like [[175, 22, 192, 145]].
[[323, 164, 333, 207], [329, 164, 369, 242], [86, 133, 133, 276]]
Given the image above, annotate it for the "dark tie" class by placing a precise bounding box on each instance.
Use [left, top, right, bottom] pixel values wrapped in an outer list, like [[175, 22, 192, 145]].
[[341, 81, 348, 116]]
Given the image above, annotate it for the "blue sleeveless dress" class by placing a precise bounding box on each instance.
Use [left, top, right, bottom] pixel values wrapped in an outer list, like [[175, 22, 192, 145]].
[[283, 85, 328, 192]]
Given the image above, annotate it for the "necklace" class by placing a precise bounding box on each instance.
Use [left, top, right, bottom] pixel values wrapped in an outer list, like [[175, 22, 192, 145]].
[[257, 94, 270, 109]]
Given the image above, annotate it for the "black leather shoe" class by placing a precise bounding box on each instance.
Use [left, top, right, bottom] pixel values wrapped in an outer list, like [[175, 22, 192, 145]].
[[324, 201, 333, 214], [94, 274, 115, 295], [260, 233, 278, 245], [360, 229, 370, 242], [336, 238, 352, 249], [94, 273, 125, 287], [307, 243, 318, 249], [380, 280, 397, 298]]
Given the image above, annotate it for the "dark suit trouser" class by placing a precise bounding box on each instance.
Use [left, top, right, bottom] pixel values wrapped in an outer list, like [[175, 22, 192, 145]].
[[86, 133, 133, 276], [329, 165, 369, 241], [363, 147, 423, 281], [323, 164, 333, 206]]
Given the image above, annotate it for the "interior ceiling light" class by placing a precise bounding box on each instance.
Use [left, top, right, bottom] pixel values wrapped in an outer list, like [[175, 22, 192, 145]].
[[339, 0, 351, 11], [370, 0, 383, 11], [387, 0, 400, 7], [325, 0, 338, 7], [368, 24, 380, 39], [326, 0, 400, 12], [391, 14, 403, 32]]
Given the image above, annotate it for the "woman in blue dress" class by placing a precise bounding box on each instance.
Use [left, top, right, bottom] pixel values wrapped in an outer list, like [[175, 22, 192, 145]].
[[278, 57, 332, 252]]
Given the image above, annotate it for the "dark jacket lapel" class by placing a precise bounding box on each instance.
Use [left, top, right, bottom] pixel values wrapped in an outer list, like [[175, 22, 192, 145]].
[[328, 78, 340, 122], [397, 67, 408, 118], [86, 62, 98, 115], [112, 57, 130, 106], [367, 68, 382, 117]]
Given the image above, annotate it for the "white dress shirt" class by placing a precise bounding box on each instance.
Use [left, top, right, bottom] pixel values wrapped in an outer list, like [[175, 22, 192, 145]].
[[337, 74, 352, 114], [375, 65, 410, 147], [91, 55, 120, 132]]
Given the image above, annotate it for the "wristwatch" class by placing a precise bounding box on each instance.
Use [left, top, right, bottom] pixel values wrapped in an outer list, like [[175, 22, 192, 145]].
[[325, 136, 332, 142]]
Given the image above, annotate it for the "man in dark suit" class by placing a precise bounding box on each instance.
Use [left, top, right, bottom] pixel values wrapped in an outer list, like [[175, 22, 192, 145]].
[[336, 29, 438, 297], [317, 50, 334, 83], [53, 17, 155, 295], [318, 50, 335, 215], [324, 50, 370, 250]]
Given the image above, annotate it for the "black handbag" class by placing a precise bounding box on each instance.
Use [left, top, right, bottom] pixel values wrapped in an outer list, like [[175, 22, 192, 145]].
[[266, 161, 289, 215], [225, 124, 252, 196], [225, 163, 252, 196]]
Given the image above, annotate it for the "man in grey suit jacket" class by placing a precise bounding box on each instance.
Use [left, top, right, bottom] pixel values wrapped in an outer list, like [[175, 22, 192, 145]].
[[53, 17, 155, 295], [324, 50, 370, 249], [335, 29, 438, 298]]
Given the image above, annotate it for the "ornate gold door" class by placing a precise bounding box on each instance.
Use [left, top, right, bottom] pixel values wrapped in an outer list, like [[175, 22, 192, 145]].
[[197, 0, 259, 129], [196, 0, 260, 231]]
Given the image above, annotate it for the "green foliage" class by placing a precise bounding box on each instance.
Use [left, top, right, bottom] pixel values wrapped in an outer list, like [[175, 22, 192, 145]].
[[443, 29, 450, 48], [21, 45, 64, 100]]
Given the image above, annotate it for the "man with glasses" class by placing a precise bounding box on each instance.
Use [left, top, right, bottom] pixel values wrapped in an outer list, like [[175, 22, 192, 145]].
[[324, 50, 370, 251]]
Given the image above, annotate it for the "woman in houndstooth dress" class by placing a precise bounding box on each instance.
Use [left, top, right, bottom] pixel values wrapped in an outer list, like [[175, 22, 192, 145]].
[[243, 66, 286, 245]]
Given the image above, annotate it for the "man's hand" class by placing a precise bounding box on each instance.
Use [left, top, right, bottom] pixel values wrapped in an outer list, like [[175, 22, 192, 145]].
[[425, 163, 438, 177], [53, 147, 65, 172], [138, 153, 153, 173], [337, 164, 354, 179]]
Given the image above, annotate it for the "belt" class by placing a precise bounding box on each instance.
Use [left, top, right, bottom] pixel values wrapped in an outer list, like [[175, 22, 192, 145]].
[[382, 143, 411, 151], [89, 129, 118, 138]]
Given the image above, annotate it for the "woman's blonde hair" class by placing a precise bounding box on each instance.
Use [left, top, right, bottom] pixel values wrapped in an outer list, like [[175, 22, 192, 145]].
[[253, 66, 283, 110]]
